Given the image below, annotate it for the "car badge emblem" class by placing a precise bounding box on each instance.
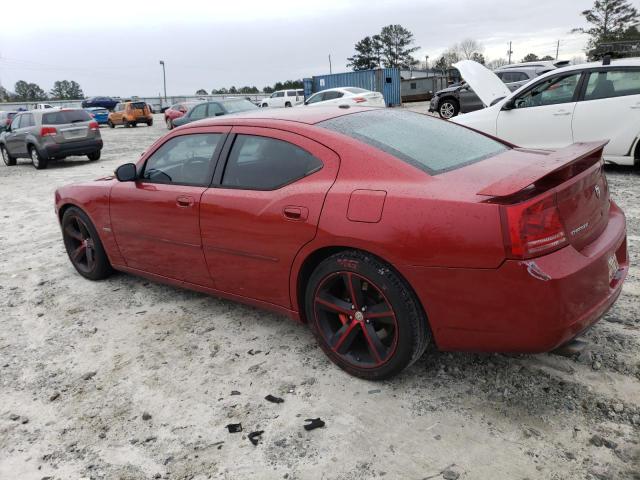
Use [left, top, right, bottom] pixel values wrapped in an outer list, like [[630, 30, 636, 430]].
[[594, 185, 601, 198]]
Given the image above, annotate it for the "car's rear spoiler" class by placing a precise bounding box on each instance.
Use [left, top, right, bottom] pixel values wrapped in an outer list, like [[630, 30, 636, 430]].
[[477, 141, 608, 198]]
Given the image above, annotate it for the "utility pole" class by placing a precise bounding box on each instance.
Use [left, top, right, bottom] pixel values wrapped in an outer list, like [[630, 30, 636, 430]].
[[328, 54, 332, 74], [507, 41, 513, 64], [425, 55, 429, 70], [555, 40, 560, 60], [159, 60, 167, 105]]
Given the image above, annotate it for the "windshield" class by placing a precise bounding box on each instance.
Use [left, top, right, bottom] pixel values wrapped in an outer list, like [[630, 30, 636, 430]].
[[220, 99, 258, 113], [320, 109, 508, 175], [42, 110, 92, 125]]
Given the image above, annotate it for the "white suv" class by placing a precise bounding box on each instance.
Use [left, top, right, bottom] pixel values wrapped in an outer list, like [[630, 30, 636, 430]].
[[452, 58, 640, 166], [260, 90, 305, 108]]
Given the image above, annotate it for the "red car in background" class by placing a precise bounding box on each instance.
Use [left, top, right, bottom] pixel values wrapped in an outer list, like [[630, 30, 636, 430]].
[[54, 107, 628, 380], [164, 102, 199, 130]]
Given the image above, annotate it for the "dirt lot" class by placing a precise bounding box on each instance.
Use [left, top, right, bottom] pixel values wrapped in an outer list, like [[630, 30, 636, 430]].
[[0, 114, 639, 480]]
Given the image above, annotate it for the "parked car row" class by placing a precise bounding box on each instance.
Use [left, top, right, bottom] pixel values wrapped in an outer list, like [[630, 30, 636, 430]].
[[0, 108, 103, 169]]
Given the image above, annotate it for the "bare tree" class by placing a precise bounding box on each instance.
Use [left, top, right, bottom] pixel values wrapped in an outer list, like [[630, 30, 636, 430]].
[[486, 58, 509, 69], [457, 39, 484, 60]]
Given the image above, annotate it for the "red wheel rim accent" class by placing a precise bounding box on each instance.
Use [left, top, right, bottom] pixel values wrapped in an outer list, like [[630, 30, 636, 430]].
[[313, 271, 398, 369], [63, 216, 96, 274]]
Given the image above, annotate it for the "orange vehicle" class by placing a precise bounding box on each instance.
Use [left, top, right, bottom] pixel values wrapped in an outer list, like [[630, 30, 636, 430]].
[[107, 101, 153, 128]]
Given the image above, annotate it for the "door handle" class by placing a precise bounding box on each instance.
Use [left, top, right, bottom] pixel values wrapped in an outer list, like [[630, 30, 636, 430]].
[[631, 104, 640, 109], [553, 111, 571, 116], [176, 195, 194, 207], [283, 206, 308, 221]]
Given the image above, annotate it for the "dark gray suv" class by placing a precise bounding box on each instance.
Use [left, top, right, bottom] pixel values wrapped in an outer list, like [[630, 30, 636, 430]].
[[0, 109, 103, 169], [429, 61, 570, 119]]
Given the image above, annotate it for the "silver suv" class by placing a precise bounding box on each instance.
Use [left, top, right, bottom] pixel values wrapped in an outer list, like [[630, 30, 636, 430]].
[[0, 109, 103, 169]]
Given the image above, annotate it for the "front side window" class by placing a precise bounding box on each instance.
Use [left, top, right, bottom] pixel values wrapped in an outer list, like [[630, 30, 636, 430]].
[[305, 92, 324, 104], [584, 69, 640, 101], [11, 115, 22, 130], [115, 103, 123, 112], [142, 133, 222, 186], [275, 92, 285, 98], [189, 104, 207, 120], [514, 72, 582, 109], [320, 109, 508, 175], [222, 135, 322, 190]]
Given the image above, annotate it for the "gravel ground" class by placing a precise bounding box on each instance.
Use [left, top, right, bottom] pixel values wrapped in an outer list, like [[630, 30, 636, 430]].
[[0, 113, 639, 480]]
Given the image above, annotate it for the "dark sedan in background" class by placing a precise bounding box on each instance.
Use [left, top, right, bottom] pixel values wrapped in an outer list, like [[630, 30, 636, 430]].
[[171, 98, 258, 127], [81, 96, 119, 111]]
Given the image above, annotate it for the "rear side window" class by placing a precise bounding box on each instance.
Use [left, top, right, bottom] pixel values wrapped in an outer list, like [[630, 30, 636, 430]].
[[584, 69, 640, 101], [222, 135, 322, 190], [320, 109, 508, 175], [42, 110, 91, 125], [323, 91, 344, 100]]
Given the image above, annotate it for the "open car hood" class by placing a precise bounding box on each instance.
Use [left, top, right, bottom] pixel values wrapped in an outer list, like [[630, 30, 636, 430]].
[[453, 60, 511, 107]]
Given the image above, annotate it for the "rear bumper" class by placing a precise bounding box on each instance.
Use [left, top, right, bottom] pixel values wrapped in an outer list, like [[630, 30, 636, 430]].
[[402, 203, 628, 352], [43, 138, 103, 158]]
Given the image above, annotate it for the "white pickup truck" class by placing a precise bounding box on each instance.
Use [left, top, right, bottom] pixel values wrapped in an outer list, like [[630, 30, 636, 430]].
[[260, 89, 305, 108]]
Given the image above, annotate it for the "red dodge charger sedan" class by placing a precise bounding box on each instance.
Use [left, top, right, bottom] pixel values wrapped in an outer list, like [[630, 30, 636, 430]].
[[54, 107, 628, 379]]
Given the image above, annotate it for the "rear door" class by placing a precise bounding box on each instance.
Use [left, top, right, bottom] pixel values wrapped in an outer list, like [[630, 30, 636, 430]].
[[200, 127, 340, 307], [572, 67, 640, 161], [496, 71, 583, 149], [109, 128, 229, 286]]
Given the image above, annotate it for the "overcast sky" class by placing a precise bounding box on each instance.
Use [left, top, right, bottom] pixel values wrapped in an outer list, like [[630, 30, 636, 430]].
[[0, 0, 596, 97]]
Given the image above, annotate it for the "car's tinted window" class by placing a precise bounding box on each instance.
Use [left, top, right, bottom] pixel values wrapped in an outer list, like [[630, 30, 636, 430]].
[[514, 72, 582, 108], [142, 134, 222, 186], [320, 109, 508, 175], [222, 135, 322, 190], [42, 110, 91, 125], [131, 102, 146, 109], [323, 91, 344, 100], [498, 71, 528, 83], [11, 115, 22, 130], [305, 92, 324, 104], [287, 91, 297, 96], [189, 104, 207, 120], [275, 92, 285, 98], [584, 69, 640, 101], [220, 99, 257, 113]]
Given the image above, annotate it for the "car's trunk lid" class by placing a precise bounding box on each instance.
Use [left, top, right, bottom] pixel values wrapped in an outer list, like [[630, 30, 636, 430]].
[[476, 141, 610, 251]]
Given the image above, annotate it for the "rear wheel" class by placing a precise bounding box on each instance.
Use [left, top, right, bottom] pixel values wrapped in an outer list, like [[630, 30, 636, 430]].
[[305, 250, 430, 380], [261, 103, 268, 108], [438, 98, 459, 119], [1, 145, 16, 166], [108, 120, 115, 129], [30, 146, 48, 170], [61, 207, 113, 280], [166, 118, 173, 129], [147, 119, 153, 127], [87, 150, 101, 161], [285, 102, 292, 107]]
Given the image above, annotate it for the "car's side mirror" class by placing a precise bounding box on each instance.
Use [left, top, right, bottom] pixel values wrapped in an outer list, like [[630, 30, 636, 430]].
[[501, 98, 516, 111], [115, 163, 137, 182]]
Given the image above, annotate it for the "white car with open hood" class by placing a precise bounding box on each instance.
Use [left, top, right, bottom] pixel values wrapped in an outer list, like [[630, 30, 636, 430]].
[[451, 59, 640, 166]]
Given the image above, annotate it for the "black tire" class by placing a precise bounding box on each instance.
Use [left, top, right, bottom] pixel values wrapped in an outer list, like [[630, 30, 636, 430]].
[[261, 103, 268, 108], [87, 150, 101, 161], [30, 146, 48, 170], [285, 102, 292, 108], [166, 118, 173, 130], [132, 122, 137, 128], [147, 119, 153, 127], [108, 120, 115, 129], [438, 98, 459, 119], [305, 250, 430, 380], [1, 145, 16, 166], [61, 207, 113, 281]]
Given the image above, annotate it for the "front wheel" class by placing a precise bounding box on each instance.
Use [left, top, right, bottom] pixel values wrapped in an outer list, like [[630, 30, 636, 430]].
[[285, 102, 292, 108], [166, 118, 173, 129], [108, 120, 115, 129], [147, 119, 153, 127], [30, 146, 48, 170], [305, 250, 430, 380], [61, 207, 113, 280], [438, 99, 459, 119], [1, 145, 16, 166]]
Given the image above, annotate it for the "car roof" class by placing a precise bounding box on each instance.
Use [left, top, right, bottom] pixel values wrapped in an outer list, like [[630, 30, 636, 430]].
[[184, 105, 371, 126], [529, 57, 640, 81]]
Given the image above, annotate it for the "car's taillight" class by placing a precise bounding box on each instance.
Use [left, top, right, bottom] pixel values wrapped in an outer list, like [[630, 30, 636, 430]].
[[40, 127, 57, 137], [501, 194, 568, 259], [89, 121, 99, 131], [352, 97, 367, 103]]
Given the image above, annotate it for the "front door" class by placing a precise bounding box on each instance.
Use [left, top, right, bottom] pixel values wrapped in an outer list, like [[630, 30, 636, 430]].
[[6, 114, 26, 156], [200, 127, 340, 307], [497, 71, 583, 149], [110, 128, 228, 286]]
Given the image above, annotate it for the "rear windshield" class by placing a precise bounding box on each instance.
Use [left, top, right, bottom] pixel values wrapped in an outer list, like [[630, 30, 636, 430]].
[[220, 99, 257, 113], [42, 110, 92, 125], [130, 102, 147, 109], [344, 87, 368, 94], [320, 109, 508, 175]]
